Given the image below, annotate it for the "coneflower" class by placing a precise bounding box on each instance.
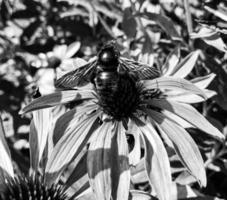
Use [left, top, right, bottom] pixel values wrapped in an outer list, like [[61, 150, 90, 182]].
[[19, 54, 224, 200]]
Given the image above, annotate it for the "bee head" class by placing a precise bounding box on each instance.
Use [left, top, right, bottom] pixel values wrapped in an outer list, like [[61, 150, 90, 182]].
[[98, 41, 120, 68]]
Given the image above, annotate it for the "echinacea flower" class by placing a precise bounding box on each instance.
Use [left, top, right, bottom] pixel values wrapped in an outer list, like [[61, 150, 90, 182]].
[[0, 111, 68, 200], [0, 102, 150, 200], [20, 55, 224, 200]]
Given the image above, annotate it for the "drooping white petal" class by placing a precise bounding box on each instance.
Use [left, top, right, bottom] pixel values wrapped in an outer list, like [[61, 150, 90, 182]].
[[127, 120, 141, 166], [64, 41, 81, 59], [147, 99, 224, 141], [142, 77, 207, 99], [111, 122, 130, 200], [29, 108, 53, 171], [0, 116, 14, 179], [166, 89, 216, 104], [170, 50, 200, 78], [20, 89, 95, 114], [134, 117, 172, 200], [87, 122, 113, 200], [45, 110, 100, 184], [53, 102, 98, 144], [147, 109, 207, 186], [191, 73, 216, 89], [162, 46, 180, 76]]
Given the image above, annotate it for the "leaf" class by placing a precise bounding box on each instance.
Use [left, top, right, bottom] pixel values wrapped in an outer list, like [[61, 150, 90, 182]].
[[87, 122, 113, 200], [147, 99, 224, 141], [65, 41, 81, 59], [122, 7, 137, 38], [171, 51, 200, 78], [64, 150, 88, 191], [138, 12, 182, 41], [142, 77, 207, 99], [44, 111, 100, 184], [29, 109, 53, 171], [20, 90, 95, 114], [147, 110, 207, 186], [162, 46, 181, 76], [0, 115, 14, 179], [134, 118, 172, 200]]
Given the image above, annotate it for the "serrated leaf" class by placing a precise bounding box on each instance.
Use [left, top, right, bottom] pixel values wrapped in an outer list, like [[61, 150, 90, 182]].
[[0, 115, 14, 179], [45, 111, 100, 184], [134, 118, 172, 200], [148, 110, 207, 186], [142, 77, 207, 99], [147, 99, 224, 141], [20, 90, 95, 114], [171, 51, 200, 78]]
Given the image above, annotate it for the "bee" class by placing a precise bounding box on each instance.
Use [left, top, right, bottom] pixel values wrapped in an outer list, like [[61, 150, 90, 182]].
[[55, 41, 160, 119], [55, 41, 160, 89]]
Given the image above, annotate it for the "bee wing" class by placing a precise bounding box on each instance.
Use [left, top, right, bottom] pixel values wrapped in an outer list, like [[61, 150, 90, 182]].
[[119, 57, 161, 80], [55, 60, 97, 88]]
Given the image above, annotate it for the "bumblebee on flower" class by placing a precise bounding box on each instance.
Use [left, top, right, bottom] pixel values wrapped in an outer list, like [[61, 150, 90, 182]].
[[18, 42, 224, 200]]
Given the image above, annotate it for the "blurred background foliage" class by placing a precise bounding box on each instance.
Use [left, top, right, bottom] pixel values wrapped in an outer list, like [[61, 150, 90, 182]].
[[1, 0, 227, 199]]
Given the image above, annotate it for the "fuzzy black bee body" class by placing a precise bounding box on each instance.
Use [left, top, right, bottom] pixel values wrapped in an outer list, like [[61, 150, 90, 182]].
[[55, 41, 161, 119]]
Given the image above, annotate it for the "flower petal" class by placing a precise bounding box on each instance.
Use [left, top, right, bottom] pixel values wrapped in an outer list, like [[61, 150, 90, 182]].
[[53, 102, 98, 144], [166, 89, 216, 103], [147, 99, 224, 141], [147, 109, 207, 186], [29, 108, 53, 171], [20, 89, 95, 114], [64, 150, 89, 197], [127, 120, 141, 166], [142, 77, 207, 99], [191, 73, 216, 89], [44, 111, 100, 184], [162, 46, 180, 76], [134, 117, 172, 200], [111, 122, 130, 200], [87, 122, 113, 200], [130, 190, 154, 200], [0, 115, 14, 179], [65, 41, 81, 59], [171, 50, 200, 78]]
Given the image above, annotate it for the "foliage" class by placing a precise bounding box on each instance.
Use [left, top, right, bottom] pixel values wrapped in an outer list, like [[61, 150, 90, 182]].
[[1, 0, 227, 199]]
